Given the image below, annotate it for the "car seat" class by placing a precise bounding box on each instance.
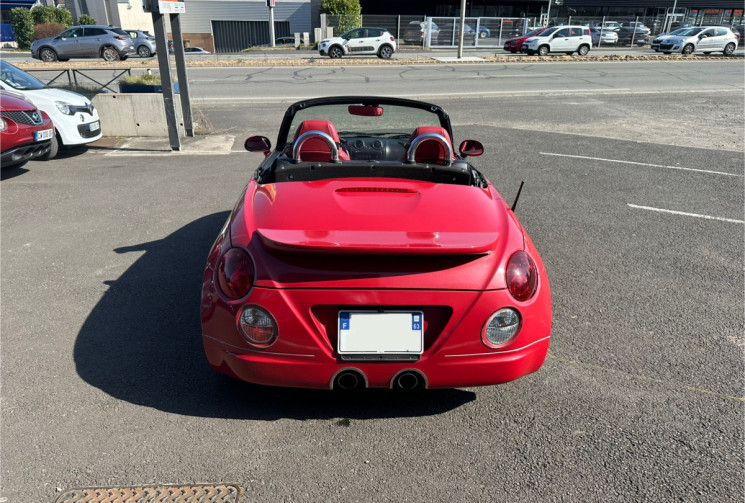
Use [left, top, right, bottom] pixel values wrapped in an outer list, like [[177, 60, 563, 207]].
[[407, 126, 454, 165], [291, 120, 350, 162]]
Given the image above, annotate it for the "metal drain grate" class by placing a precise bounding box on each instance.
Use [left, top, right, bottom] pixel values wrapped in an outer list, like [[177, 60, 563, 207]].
[[54, 484, 241, 502]]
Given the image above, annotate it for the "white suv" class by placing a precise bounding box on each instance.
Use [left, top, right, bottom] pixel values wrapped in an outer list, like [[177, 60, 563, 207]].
[[319, 27, 397, 59], [522, 25, 593, 56]]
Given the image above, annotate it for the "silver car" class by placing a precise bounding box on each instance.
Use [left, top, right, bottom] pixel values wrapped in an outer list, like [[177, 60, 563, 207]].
[[31, 25, 136, 62], [126, 29, 157, 58], [658, 26, 738, 55]]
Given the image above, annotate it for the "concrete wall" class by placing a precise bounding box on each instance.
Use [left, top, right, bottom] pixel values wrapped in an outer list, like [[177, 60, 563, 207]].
[[92, 93, 184, 136]]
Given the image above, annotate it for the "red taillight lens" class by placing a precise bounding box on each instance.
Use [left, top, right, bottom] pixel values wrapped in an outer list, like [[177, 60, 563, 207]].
[[217, 248, 254, 299], [114, 36, 127, 40], [505, 251, 538, 302]]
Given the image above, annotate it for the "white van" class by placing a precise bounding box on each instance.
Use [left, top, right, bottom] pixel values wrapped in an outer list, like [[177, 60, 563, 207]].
[[522, 25, 593, 56]]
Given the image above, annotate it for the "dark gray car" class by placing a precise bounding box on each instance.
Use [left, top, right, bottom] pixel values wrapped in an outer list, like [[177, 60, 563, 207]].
[[31, 25, 136, 62]]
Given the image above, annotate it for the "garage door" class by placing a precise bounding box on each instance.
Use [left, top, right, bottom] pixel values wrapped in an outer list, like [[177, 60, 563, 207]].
[[212, 20, 290, 53]]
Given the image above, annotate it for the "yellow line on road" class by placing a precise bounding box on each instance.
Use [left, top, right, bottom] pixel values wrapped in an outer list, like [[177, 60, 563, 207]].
[[547, 352, 744, 402]]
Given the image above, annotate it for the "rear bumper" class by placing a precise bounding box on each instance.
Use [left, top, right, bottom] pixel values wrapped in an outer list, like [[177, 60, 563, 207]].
[[1, 140, 50, 166], [202, 285, 552, 389]]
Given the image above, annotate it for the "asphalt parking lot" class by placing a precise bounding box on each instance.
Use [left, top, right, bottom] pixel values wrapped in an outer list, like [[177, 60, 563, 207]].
[[1, 84, 743, 500]]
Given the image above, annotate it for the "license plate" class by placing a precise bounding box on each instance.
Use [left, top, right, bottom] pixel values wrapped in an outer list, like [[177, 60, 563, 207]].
[[34, 129, 54, 141], [338, 311, 423, 356], [88, 121, 100, 132]]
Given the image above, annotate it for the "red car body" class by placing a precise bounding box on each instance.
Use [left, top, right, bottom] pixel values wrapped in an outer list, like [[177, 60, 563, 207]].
[[0, 90, 53, 167], [503, 27, 549, 53], [201, 97, 552, 390]]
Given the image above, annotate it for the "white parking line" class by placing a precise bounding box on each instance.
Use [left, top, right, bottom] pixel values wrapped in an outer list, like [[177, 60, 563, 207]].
[[628, 204, 745, 224], [540, 152, 742, 177]]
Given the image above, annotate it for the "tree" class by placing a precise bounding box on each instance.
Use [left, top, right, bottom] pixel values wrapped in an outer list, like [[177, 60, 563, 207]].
[[10, 8, 34, 50], [78, 14, 96, 25], [320, 0, 361, 35]]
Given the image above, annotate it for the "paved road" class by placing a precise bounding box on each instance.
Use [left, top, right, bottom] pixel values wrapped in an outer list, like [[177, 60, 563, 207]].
[[1, 62, 743, 502]]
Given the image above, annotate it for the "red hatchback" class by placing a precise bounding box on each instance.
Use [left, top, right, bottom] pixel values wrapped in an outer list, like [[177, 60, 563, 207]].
[[503, 27, 549, 53], [1, 91, 54, 167], [201, 97, 552, 390]]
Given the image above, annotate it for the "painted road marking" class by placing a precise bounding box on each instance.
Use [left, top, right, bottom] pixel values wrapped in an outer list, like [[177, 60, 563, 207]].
[[540, 152, 742, 177], [628, 204, 745, 224]]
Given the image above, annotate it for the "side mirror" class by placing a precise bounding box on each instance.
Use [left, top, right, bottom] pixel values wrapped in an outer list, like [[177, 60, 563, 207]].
[[245, 135, 271, 156], [459, 140, 484, 158]]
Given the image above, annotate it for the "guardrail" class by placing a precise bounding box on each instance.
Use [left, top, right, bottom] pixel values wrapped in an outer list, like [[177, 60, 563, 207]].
[[24, 67, 132, 93]]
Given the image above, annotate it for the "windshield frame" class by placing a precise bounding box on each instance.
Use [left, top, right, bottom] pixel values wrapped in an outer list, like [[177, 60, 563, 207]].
[[275, 96, 453, 151]]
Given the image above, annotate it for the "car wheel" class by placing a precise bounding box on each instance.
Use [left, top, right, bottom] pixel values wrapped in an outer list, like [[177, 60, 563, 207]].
[[578, 45, 590, 56], [682, 44, 694, 55], [39, 132, 59, 161], [102, 46, 120, 61], [378, 45, 393, 59], [137, 45, 152, 57], [538, 45, 549, 56], [479, 30, 487, 39], [724, 43, 736, 55], [39, 48, 58, 62], [120, 55, 128, 61], [328, 46, 343, 59]]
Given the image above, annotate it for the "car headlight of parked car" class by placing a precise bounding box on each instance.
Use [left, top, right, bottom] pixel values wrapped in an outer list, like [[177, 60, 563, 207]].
[[55, 101, 75, 115]]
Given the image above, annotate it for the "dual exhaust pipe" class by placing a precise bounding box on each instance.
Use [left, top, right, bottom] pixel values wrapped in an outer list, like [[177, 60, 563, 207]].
[[332, 369, 426, 391]]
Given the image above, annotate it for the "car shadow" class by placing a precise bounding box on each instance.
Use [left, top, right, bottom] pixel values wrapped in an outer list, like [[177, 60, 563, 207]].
[[74, 212, 475, 420], [0, 163, 30, 180]]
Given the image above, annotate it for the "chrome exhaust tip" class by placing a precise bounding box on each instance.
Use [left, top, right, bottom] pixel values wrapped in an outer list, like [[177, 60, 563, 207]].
[[391, 370, 426, 391]]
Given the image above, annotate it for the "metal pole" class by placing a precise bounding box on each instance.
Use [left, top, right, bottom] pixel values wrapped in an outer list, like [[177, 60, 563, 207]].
[[668, 0, 678, 32], [151, 12, 181, 151], [268, 3, 275, 47], [457, 0, 466, 58], [545, 0, 551, 27], [170, 13, 193, 137], [599, 15, 605, 47], [630, 15, 638, 46]]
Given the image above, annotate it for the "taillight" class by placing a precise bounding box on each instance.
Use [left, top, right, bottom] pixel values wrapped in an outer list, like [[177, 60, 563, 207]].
[[114, 36, 127, 40], [505, 251, 538, 302], [390, 36, 395, 41], [237, 306, 277, 346], [217, 248, 254, 299]]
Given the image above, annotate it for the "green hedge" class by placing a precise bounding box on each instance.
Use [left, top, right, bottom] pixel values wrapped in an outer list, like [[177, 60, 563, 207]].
[[78, 14, 96, 25], [10, 8, 34, 50]]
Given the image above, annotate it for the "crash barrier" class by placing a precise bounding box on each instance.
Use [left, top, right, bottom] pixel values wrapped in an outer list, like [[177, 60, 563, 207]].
[[24, 67, 132, 94]]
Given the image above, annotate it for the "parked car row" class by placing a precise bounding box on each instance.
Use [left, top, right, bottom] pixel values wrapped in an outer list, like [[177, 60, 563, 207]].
[[0, 61, 101, 163], [504, 24, 738, 56]]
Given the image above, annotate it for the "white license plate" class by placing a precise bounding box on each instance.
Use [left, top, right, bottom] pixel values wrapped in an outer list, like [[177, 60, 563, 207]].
[[88, 121, 100, 132], [34, 129, 54, 141], [338, 311, 423, 355]]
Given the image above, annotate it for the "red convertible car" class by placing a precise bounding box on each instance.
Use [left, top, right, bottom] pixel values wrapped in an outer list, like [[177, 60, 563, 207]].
[[1, 90, 53, 167], [201, 96, 552, 390]]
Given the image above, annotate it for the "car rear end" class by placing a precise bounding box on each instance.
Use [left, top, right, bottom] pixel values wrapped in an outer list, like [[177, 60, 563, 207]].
[[109, 27, 136, 58], [202, 180, 551, 390]]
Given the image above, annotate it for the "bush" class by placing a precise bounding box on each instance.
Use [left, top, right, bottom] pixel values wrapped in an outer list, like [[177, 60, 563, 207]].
[[78, 14, 96, 25], [54, 8, 73, 27], [121, 73, 162, 85], [34, 22, 66, 40], [10, 8, 34, 50], [320, 0, 361, 34], [31, 6, 56, 25]]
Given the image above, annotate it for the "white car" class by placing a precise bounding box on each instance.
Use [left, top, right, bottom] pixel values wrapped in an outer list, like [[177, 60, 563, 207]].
[[650, 27, 690, 51], [658, 26, 738, 55], [522, 25, 593, 56], [590, 26, 619, 45], [0, 61, 101, 159], [318, 27, 396, 59]]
